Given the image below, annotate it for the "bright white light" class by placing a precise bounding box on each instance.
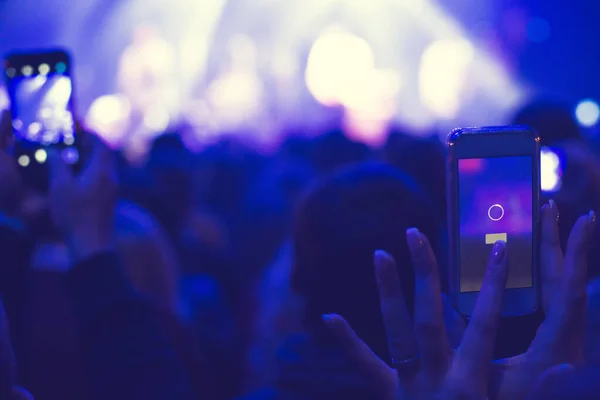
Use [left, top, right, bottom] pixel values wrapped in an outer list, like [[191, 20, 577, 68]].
[[575, 99, 600, 127], [0, 87, 8, 111], [419, 39, 474, 119], [42, 131, 59, 144], [86, 94, 132, 145], [305, 28, 375, 107], [28, 122, 42, 136], [22, 66, 33, 76], [38, 63, 50, 75], [17, 155, 30, 167], [45, 77, 72, 107], [143, 107, 170, 132], [64, 135, 75, 145], [541, 146, 561, 192], [39, 108, 52, 119], [34, 149, 47, 164], [87, 95, 131, 125]]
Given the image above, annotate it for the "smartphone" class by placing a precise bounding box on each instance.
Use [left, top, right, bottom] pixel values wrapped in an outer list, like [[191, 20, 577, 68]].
[[4, 49, 79, 190], [447, 126, 540, 317]]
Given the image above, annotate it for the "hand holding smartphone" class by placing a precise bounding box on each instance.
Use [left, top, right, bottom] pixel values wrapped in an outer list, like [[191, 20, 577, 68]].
[[447, 126, 541, 317], [3, 49, 79, 192]]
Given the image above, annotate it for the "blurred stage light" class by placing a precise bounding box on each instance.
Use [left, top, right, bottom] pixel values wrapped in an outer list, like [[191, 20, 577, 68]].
[[526, 18, 551, 43], [540, 146, 561, 192], [305, 28, 375, 107], [575, 99, 600, 127], [39, 107, 52, 119], [86, 94, 132, 146], [38, 0, 521, 149], [143, 107, 170, 132], [419, 39, 474, 119], [6, 68, 16, 78]]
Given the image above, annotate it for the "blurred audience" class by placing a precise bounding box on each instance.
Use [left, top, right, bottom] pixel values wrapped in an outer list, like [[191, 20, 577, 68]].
[[512, 101, 582, 146], [0, 89, 598, 400]]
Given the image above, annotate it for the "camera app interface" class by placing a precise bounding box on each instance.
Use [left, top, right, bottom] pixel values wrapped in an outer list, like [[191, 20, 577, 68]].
[[6, 62, 75, 144], [458, 156, 533, 292]]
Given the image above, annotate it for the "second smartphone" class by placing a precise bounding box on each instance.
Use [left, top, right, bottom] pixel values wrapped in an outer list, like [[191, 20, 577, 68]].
[[447, 126, 541, 317], [4, 49, 79, 191]]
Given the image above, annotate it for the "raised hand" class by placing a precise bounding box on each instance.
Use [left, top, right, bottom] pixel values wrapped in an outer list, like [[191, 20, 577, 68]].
[[48, 133, 118, 261], [491, 204, 594, 399], [326, 230, 509, 399], [326, 203, 594, 399]]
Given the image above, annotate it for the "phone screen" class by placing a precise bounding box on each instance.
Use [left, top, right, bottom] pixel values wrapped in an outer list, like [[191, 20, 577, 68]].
[[458, 156, 533, 292], [5, 57, 78, 166]]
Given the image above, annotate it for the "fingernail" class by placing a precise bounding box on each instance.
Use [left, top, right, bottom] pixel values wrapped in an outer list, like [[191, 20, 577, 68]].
[[374, 249, 392, 265], [549, 199, 559, 222], [406, 227, 423, 250], [491, 240, 506, 264]]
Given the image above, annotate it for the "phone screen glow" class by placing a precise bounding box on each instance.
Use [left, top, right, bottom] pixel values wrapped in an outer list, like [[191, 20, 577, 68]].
[[458, 156, 534, 292], [9, 73, 75, 147]]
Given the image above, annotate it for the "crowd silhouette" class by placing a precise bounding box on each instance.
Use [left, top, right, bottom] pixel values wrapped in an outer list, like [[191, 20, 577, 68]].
[[0, 93, 599, 400]]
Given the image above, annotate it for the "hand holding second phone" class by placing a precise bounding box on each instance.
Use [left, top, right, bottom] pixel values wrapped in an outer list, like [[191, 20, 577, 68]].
[[48, 134, 117, 262]]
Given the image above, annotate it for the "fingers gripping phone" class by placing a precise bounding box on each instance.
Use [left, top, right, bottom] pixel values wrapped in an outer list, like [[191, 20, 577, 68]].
[[447, 126, 541, 317], [3, 49, 79, 191]]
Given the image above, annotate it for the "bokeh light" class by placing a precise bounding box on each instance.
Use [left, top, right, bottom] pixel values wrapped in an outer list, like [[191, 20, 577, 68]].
[[38, 63, 50, 75], [419, 39, 474, 119], [575, 99, 600, 127], [305, 28, 375, 108], [540, 146, 561, 192], [17, 154, 30, 167], [86, 94, 132, 146], [34, 148, 47, 164], [21, 65, 33, 76]]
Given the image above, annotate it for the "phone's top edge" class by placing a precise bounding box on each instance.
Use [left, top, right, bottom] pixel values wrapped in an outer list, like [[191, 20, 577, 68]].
[[4, 48, 71, 61], [446, 125, 540, 147]]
